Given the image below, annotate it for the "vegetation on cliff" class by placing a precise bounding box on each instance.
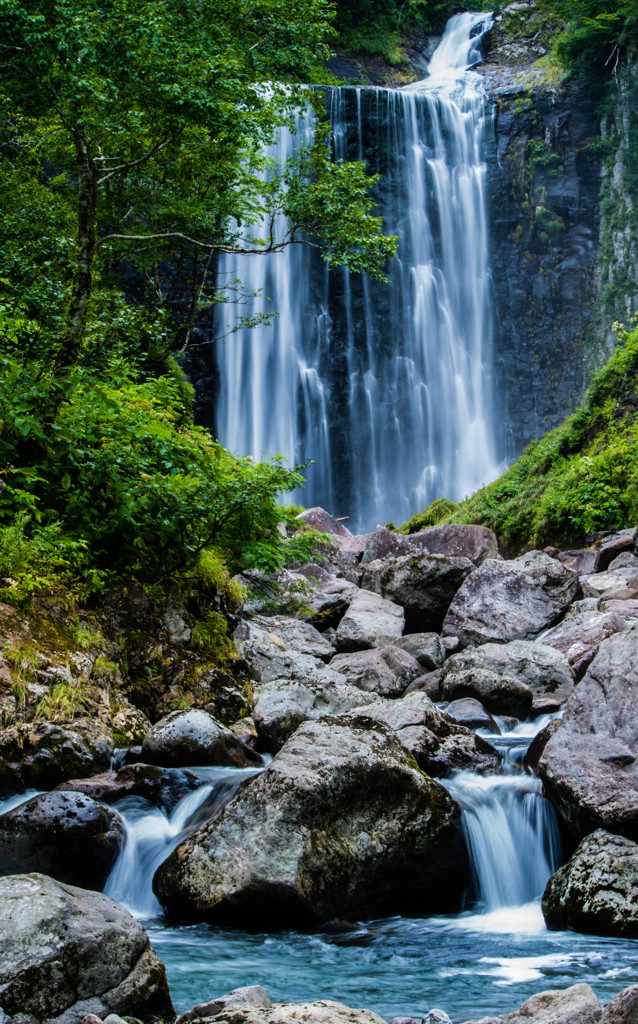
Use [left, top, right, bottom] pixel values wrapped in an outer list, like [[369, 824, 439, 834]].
[[403, 319, 638, 552]]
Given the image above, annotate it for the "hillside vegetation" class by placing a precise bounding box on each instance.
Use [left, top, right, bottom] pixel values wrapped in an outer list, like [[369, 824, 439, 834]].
[[403, 320, 638, 553]]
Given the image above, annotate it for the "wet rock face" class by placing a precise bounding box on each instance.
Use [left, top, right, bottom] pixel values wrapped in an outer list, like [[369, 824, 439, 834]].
[[154, 715, 470, 927], [0, 790, 124, 890], [141, 708, 261, 769], [538, 625, 638, 841], [442, 559, 579, 648], [483, 73, 603, 463], [542, 830, 638, 938], [0, 873, 173, 1023]]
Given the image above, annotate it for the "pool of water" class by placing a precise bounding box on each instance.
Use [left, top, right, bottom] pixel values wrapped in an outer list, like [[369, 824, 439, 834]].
[[148, 908, 638, 1021]]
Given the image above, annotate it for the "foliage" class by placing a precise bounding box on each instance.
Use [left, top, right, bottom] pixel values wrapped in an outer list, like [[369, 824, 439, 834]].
[[190, 611, 236, 665], [402, 319, 638, 552], [540, 0, 638, 74], [332, 0, 458, 64]]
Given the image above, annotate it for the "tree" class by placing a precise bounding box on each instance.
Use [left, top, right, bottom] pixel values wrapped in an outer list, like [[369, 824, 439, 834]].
[[0, 0, 396, 396]]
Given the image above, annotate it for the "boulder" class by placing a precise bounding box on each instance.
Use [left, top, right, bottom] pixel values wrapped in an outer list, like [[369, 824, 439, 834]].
[[538, 626, 638, 840], [542, 830, 638, 937], [441, 640, 574, 716], [539, 611, 627, 679], [363, 525, 498, 566], [350, 693, 500, 776], [558, 549, 597, 575], [446, 698, 500, 734], [460, 984, 602, 1024], [141, 709, 261, 769], [296, 507, 353, 541], [330, 646, 422, 698], [154, 714, 470, 926], [442, 559, 579, 648], [600, 986, 638, 1024], [593, 528, 637, 573], [293, 567, 357, 629], [0, 790, 124, 890], [581, 568, 638, 600], [0, 718, 113, 796], [405, 669, 443, 701], [607, 552, 638, 572], [0, 873, 173, 1022], [234, 619, 330, 684], [245, 616, 335, 662], [253, 673, 378, 752], [176, 986, 273, 1024], [524, 719, 561, 774], [335, 589, 405, 652], [603, 598, 638, 620], [59, 763, 201, 812], [391, 633, 445, 670], [361, 552, 475, 632], [209, 1001, 386, 1024]]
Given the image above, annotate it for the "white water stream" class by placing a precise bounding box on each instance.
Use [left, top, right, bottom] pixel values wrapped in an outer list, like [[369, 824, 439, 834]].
[[215, 13, 500, 530]]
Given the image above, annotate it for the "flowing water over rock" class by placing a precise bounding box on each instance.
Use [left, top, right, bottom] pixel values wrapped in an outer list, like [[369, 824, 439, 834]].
[[215, 13, 500, 531]]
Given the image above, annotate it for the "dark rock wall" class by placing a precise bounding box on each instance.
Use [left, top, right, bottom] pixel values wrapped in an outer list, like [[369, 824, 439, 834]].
[[484, 79, 603, 457]]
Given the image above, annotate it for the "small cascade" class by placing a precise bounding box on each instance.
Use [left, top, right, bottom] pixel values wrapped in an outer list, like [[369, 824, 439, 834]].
[[445, 772, 561, 913], [0, 789, 41, 816], [105, 766, 260, 919], [214, 12, 500, 531]]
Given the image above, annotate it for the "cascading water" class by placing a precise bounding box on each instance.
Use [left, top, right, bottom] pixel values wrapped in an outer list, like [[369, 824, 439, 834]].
[[214, 13, 500, 531], [104, 766, 260, 918]]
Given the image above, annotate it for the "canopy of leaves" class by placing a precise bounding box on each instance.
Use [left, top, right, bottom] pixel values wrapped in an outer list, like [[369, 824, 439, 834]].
[[541, 0, 638, 74], [402, 319, 638, 553]]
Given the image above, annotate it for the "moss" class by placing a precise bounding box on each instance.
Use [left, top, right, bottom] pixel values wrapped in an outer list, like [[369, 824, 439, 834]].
[[402, 319, 638, 553]]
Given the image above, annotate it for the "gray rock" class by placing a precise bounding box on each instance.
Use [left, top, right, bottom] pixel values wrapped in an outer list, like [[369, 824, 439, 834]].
[[208, 1000, 386, 1024], [543, 830, 638, 937], [160, 604, 192, 644], [581, 568, 638, 600], [441, 640, 574, 715], [0, 790, 124, 890], [442, 559, 579, 647], [538, 626, 638, 840], [351, 692, 500, 776], [234, 619, 329, 684], [362, 525, 497, 567], [559, 549, 597, 575], [175, 985, 272, 1024], [594, 528, 637, 573], [361, 552, 475, 632], [154, 715, 470, 926], [603, 599, 638, 620], [513, 550, 557, 566], [539, 611, 627, 679], [391, 633, 445, 670], [425, 1013, 452, 1024], [249, 616, 335, 662], [0, 873, 173, 1022], [461, 984, 602, 1024], [103, 1015, 128, 1024], [294, 569, 357, 629], [567, 598, 600, 615], [600, 986, 638, 1024], [253, 673, 377, 752], [59, 763, 201, 812], [0, 718, 114, 796], [446, 698, 500, 734], [296, 507, 353, 540], [330, 646, 422, 697], [335, 589, 405, 652], [607, 552, 638, 572], [141, 709, 261, 769], [405, 669, 443, 701]]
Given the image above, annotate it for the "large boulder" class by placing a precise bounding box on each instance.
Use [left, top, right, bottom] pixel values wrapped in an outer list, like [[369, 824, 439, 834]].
[[243, 616, 335, 662], [349, 694, 500, 776], [538, 626, 638, 840], [542, 829, 638, 937], [141, 709, 261, 769], [176, 985, 273, 1024], [442, 559, 579, 647], [0, 718, 113, 796], [460, 984, 602, 1024], [441, 640, 575, 716], [335, 589, 405, 652], [539, 610, 628, 679], [446, 698, 500, 734], [234, 618, 331, 684], [362, 525, 497, 566], [581, 567, 638, 600], [59, 762, 201, 812], [253, 673, 378, 752], [593, 528, 637, 573], [600, 986, 638, 1024], [0, 790, 124, 890], [361, 552, 475, 632], [154, 715, 470, 926], [293, 566, 357, 629], [0, 873, 173, 1022], [330, 646, 422, 697]]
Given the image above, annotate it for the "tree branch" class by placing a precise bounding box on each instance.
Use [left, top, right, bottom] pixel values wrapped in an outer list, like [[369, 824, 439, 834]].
[[97, 136, 171, 184]]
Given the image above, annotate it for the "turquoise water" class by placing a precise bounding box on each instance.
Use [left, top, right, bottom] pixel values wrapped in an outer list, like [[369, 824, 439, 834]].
[[148, 910, 638, 1021]]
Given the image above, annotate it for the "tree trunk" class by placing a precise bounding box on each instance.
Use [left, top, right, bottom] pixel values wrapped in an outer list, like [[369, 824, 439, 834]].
[[53, 127, 98, 383]]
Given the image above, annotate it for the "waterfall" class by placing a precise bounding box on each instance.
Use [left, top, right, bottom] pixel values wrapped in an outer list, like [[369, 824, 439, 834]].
[[104, 766, 260, 919], [214, 13, 499, 532], [445, 771, 561, 915]]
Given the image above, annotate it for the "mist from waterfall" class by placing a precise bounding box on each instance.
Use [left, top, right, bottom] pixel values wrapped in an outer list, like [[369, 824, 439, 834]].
[[215, 13, 500, 531]]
